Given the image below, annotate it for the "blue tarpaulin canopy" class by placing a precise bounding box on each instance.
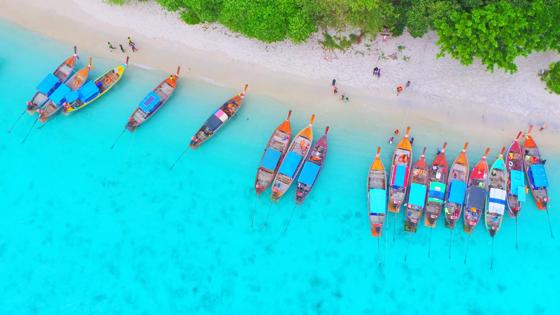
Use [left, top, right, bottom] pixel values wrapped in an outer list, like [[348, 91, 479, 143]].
[[518, 186, 527, 202], [278, 151, 302, 178], [510, 170, 524, 196], [65, 91, 79, 103], [298, 161, 320, 186], [530, 164, 548, 188], [79, 81, 99, 101], [467, 186, 486, 209], [428, 182, 446, 203], [261, 148, 281, 170], [37, 73, 60, 95], [50, 84, 71, 105], [448, 180, 466, 205], [206, 115, 223, 131], [393, 164, 407, 188], [369, 188, 386, 214], [409, 183, 427, 207], [139, 92, 161, 113]]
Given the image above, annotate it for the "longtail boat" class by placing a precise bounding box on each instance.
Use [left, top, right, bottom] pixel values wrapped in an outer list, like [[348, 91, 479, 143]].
[[424, 142, 449, 227], [190, 84, 248, 149], [27, 46, 78, 113], [271, 115, 315, 200], [388, 127, 413, 213], [506, 131, 526, 217], [485, 147, 507, 237], [463, 147, 490, 234], [295, 126, 329, 204], [404, 147, 429, 233], [38, 57, 93, 123], [523, 126, 549, 210], [255, 110, 293, 194], [367, 147, 387, 237], [125, 67, 180, 132], [63, 57, 129, 114], [444, 142, 469, 229]]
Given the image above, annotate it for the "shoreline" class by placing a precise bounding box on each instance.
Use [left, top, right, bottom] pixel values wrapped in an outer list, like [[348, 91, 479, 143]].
[[1, 0, 559, 150]]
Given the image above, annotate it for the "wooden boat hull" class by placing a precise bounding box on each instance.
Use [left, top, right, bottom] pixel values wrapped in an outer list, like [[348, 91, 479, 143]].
[[485, 150, 507, 237], [523, 128, 549, 210], [255, 111, 292, 194], [271, 115, 315, 200], [190, 85, 248, 149], [38, 61, 92, 123], [367, 147, 387, 237], [125, 70, 179, 132], [463, 148, 490, 234], [63, 62, 127, 114], [404, 148, 428, 233], [443, 143, 469, 229], [27, 49, 78, 114], [388, 127, 412, 213], [506, 132, 524, 217], [295, 127, 328, 204], [424, 144, 448, 228]]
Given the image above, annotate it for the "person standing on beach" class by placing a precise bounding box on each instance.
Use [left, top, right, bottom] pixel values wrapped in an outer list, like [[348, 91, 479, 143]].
[[406, 80, 411, 88], [119, 44, 125, 53], [388, 136, 394, 144], [107, 42, 116, 51], [373, 67, 381, 78], [332, 79, 338, 94], [128, 36, 138, 52], [410, 137, 415, 145]]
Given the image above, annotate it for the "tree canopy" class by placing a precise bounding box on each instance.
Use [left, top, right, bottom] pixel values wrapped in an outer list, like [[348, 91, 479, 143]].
[[109, 0, 560, 75], [435, 0, 560, 73], [542, 61, 560, 94]]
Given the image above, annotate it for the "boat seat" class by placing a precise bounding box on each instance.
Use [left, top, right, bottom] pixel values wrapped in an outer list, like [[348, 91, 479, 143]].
[[56, 65, 73, 78], [159, 82, 174, 95]]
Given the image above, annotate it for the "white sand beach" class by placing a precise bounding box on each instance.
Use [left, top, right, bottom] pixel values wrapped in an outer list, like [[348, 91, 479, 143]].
[[1, 0, 559, 145]]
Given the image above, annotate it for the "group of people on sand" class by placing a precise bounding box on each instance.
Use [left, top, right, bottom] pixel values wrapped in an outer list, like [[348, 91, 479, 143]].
[[331, 79, 350, 102], [372, 66, 413, 96], [387, 128, 414, 145], [108, 36, 138, 53], [396, 80, 411, 96]]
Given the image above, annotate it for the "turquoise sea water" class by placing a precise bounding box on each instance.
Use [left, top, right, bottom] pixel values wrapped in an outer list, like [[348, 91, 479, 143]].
[[1, 20, 559, 314]]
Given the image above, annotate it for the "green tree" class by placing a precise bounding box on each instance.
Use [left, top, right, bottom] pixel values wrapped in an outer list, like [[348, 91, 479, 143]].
[[218, 0, 316, 43], [435, 0, 560, 73], [157, 0, 223, 23], [542, 62, 560, 94]]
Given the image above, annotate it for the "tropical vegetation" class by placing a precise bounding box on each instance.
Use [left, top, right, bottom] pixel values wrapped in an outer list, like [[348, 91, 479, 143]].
[[541, 61, 560, 94], [108, 0, 560, 76]]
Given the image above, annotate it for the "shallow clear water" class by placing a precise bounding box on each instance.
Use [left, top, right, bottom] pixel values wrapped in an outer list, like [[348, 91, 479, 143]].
[[1, 20, 559, 314]]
